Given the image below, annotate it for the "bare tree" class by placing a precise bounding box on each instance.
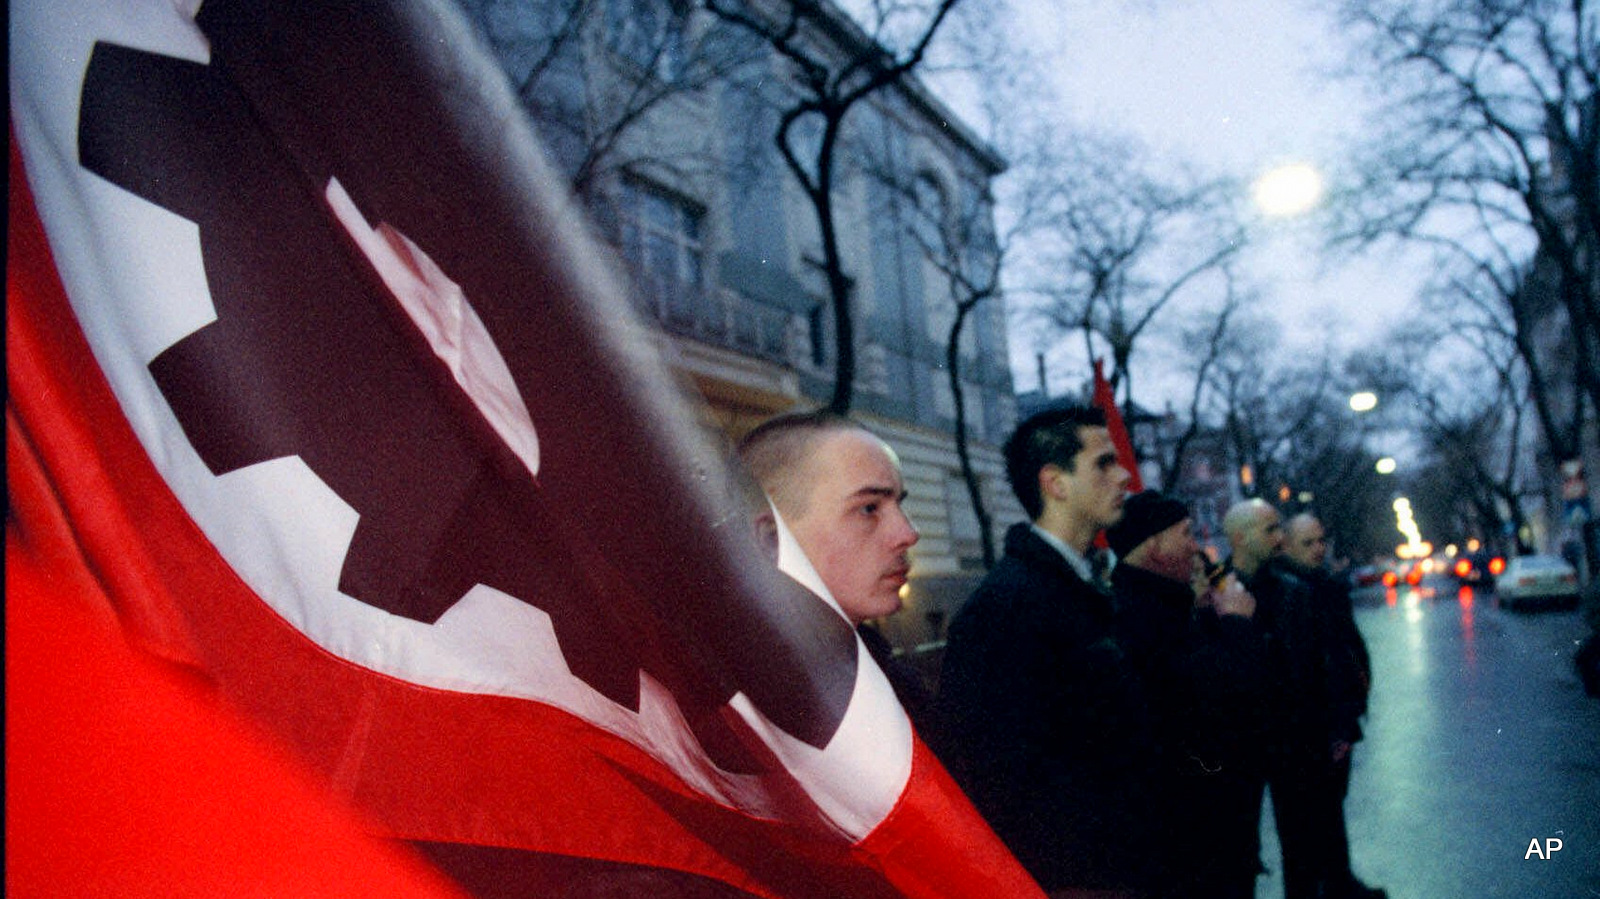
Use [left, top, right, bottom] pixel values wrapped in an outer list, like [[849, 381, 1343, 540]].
[[1427, 246, 1588, 461], [1206, 320, 1339, 502], [1207, 338, 1402, 560], [859, 122, 1050, 565], [1333, 0, 1600, 454], [1412, 367, 1539, 553], [1158, 283, 1246, 489], [1023, 131, 1246, 408], [703, 0, 967, 413], [1348, 326, 1541, 553], [461, 0, 762, 204], [916, 175, 1003, 566]]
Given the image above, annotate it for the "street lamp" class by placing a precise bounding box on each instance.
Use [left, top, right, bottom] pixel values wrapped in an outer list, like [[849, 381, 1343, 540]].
[[1393, 496, 1430, 559], [1252, 163, 1325, 217], [1376, 457, 1397, 475], [1349, 391, 1378, 413]]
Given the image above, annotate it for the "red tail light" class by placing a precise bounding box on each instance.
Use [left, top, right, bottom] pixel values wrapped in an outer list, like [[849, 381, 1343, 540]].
[[1488, 557, 1506, 576], [1382, 571, 1399, 587], [1454, 559, 1471, 577], [1405, 567, 1423, 585]]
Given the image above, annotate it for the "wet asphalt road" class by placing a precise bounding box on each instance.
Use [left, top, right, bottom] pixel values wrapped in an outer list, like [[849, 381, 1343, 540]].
[[1253, 578, 1600, 899]]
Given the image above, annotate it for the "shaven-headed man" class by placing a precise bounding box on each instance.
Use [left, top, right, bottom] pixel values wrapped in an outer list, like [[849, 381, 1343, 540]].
[[737, 411, 928, 718], [737, 411, 918, 624], [1224, 499, 1339, 899], [1280, 513, 1383, 899]]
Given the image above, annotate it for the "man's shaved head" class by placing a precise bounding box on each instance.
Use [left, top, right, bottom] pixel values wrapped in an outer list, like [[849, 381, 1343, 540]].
[[1283, 512, 1328, 572], [736, 410, 863, 517], [1223, 498, 1284, 577], [736, 409, 918, 624]]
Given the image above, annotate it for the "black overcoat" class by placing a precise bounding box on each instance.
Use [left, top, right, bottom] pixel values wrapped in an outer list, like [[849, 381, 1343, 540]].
[[937, 523, 1162, 892]]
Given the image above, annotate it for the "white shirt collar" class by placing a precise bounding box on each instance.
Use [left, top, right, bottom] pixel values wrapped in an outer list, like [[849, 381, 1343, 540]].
[[1030, 523, 1096, 583]]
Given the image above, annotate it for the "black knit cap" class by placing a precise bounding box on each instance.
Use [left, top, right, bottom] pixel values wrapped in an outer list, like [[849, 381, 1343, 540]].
[[1106, 490, 1191, 557]]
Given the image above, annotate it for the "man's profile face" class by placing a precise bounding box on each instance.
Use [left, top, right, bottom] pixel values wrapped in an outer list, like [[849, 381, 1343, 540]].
[[1235, 505, 1285, 571], [1053, 426, 1130, 530], [1145, 517, 1199, 582], [1284, 517, 1327, 570], [784, 429, 919, 625]]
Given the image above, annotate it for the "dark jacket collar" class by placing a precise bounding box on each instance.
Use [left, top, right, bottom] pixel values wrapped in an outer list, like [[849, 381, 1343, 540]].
[[1003, 522, 1108, 597]]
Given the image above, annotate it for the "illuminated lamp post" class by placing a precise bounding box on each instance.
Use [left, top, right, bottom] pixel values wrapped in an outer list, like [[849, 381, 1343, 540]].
[[1349, 391, 1379, 413]]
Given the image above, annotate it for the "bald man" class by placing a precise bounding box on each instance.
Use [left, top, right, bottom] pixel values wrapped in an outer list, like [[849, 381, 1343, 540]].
[[1224, 500, 1344, 899], [1281, 513, 1383, 899]]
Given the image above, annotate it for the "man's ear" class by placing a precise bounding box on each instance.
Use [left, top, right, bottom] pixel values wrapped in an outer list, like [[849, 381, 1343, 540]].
[[753, 510, 781, 565], [1038, 463, 1065, 503]]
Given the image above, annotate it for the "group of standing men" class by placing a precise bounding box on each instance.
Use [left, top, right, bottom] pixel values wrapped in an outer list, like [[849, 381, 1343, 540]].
[[737, 405, 1384, 899]]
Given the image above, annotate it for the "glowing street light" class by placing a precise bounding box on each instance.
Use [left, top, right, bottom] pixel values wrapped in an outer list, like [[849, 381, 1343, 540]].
[[1349, 391, 1378, 413], [1252, 163, 1325, 217], [1392, 496, 1430, 558], [1375, 457, 1397, 475]]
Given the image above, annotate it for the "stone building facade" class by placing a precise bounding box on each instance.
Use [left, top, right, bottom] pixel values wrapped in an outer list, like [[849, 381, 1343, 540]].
[[458, 0, 1025, 646]]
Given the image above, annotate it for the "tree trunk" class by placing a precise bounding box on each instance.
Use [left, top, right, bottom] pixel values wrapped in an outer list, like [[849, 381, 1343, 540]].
[[948, 301, 995, 567]]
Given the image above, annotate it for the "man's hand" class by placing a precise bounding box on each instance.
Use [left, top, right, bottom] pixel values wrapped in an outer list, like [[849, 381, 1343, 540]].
[[1211, 574, 1256, 619]]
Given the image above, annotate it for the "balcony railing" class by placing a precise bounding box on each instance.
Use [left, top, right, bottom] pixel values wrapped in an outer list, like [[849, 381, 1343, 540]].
[[633, 281, 794, 365]]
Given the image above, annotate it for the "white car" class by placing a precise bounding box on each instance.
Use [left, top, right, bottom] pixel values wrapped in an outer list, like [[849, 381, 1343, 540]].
[[1495, 555, 1581, 610]]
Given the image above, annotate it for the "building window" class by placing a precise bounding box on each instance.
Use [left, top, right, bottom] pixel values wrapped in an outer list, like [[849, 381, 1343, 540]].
[[604, 0, 688, 81], [912, 171, 949, 253], [617, 177, 704, 327]]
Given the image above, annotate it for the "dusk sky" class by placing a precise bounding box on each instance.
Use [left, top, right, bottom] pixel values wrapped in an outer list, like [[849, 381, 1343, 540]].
[[981, 0, 1433, 407]]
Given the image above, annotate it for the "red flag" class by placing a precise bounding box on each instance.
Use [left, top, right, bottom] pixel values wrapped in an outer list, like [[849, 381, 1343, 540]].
[[1091, 358, 1145, 493], [8, 1, 1041, 897], [5, 522, 475, 899]]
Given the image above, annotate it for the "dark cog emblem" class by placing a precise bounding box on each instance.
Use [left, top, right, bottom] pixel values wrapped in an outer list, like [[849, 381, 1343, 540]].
[[76, 0, 856, 769]]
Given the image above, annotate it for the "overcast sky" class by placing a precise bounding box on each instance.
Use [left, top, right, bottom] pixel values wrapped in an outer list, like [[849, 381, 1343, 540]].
[[982, 0, 1430, 407]]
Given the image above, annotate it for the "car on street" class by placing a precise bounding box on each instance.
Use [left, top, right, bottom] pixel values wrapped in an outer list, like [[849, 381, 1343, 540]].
[[1380, 561, 1412, 588], [1451, 550, 1504, 589], [1494, 554, 1580, 610], [1348, 564, 1389, 589], [1389, 557, 1437, 588]]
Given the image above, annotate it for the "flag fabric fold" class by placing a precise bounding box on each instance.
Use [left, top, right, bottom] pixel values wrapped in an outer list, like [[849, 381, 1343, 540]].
[[7, 0, 1043, 896], [5, 514, 476, 899]]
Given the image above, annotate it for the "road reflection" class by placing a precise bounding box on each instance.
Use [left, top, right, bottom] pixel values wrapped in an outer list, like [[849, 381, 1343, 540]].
[[1457, 585, 1478, 669], [1330, 578, 1600, 899], [1401, 587, 1427, 675]]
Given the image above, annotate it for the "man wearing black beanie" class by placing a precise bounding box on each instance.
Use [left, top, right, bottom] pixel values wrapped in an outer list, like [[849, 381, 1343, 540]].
[[1110, 491, 1269, 899]]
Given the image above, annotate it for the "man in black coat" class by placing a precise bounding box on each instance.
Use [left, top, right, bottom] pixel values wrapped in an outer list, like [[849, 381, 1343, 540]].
[[1282, 513, 1384, 899], [1109, 491, 1268, 899], [1225, 499, 1354, 899], [937, 405, 1162, 897]]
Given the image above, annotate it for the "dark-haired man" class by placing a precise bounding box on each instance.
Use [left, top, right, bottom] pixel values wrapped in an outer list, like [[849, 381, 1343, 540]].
[[937, 405, 1161, 897]]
